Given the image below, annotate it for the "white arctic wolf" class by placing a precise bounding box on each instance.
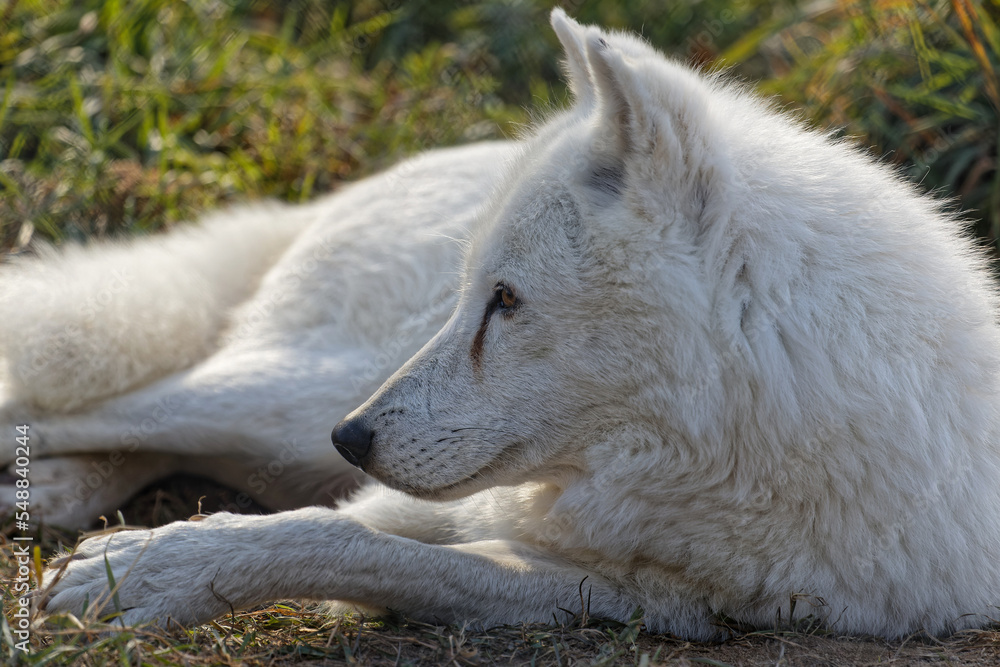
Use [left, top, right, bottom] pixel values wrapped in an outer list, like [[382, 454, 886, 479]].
[[5, 9, 1000, 640]]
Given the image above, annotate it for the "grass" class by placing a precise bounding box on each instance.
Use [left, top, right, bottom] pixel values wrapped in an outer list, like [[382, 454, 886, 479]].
[[4, 479, 1000, 665], [3, 0, 1000, 664], [736, 0, 1000, 244], [0, 0, 519, 249], [5, 1, 995, 250]]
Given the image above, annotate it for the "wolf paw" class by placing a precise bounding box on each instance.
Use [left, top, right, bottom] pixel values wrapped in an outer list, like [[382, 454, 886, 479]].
[[1, 454, 177, 532], [2, 456, 112, 531], [41, 513, 250, 627]]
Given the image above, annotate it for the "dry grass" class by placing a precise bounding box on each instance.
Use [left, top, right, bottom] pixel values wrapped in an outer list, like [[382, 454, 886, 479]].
[[3, 479, 1000, 666]]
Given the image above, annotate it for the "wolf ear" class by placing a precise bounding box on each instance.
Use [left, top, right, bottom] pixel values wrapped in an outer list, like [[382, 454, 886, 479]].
[[554, 13, 722, 220], [550, 8, 595, 109], [549, 9, 637, 155], [584, 32, 640, 161]]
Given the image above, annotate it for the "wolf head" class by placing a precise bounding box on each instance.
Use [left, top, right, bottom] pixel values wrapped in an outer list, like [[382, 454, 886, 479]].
[[331, 9, 1000, 511], [331, 10, 741, 499], [328, 10, 1000, 637]]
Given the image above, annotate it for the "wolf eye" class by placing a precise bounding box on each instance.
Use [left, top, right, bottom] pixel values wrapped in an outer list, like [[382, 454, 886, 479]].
[[495, 284, 517, 310]]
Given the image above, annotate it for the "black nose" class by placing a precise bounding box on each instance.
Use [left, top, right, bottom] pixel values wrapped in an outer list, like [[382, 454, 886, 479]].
[[331, 417, 373, 468]]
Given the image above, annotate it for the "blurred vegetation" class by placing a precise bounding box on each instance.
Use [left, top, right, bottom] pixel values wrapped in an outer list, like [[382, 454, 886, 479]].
[[0, 0, 997, 251], [740, 0, 1000, 246]]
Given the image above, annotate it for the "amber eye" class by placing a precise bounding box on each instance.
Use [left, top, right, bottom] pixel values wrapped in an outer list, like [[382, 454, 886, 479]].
[[497, 284, 517, 310]]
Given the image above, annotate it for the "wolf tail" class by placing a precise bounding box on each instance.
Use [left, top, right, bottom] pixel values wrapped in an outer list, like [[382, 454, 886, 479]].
[[1, 204, 311, 413]]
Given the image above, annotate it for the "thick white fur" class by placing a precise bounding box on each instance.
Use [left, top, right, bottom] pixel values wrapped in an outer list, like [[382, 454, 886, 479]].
[[1, 141, 504, 525], [18, 10, 1000, 640], [1, 207, 310, 412]]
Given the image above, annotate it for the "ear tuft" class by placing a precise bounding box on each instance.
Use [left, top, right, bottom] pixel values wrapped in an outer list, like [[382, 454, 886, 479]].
[[550, 8, 594, 108]]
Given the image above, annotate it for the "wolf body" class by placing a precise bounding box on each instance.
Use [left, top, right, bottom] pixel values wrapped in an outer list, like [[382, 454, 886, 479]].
[[1, 141, 506, 523], [7, 10, 1000, 640]]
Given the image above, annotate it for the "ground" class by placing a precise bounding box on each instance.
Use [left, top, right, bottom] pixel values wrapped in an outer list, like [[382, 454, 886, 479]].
[[3, 476, 1000, 666]]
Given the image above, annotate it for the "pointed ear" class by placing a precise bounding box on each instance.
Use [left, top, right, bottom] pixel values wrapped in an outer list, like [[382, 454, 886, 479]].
[[550, 8, 594, 109], [577, 31, 723, 225], [584, 31, 637, 160]]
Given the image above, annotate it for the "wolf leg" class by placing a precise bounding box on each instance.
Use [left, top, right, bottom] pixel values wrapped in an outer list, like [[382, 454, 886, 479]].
[[1, 453, 178, 531], [40, 507, 636, 630], [1, 345, 378, 528]]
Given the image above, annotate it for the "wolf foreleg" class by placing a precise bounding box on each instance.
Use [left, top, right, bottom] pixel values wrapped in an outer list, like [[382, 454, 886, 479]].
[[40, 507, 633, 628]]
